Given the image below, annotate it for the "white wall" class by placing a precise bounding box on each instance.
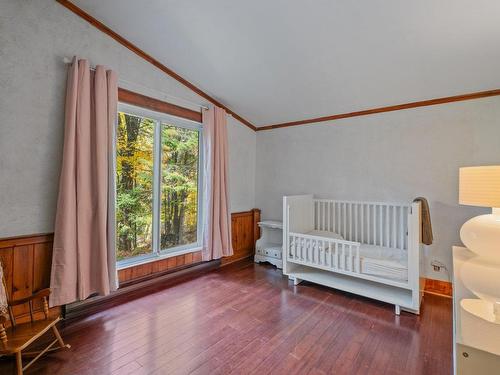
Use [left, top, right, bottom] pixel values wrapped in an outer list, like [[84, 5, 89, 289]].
[[256, 97, 500, 280], [0, 0, 256, 237], [227, 116, 256, 212]]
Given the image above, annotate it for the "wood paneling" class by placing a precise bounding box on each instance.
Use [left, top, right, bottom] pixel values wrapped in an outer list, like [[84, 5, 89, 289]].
[[0, 234, 60, 321], [257, 88, 500, 131], [117, 251, 203, 285], [118, 88, 202, 123], [424, 278, 453, 297], [223, 208, 261, 265], [55, 0, 256, 131], [5, 260, 453, 375]]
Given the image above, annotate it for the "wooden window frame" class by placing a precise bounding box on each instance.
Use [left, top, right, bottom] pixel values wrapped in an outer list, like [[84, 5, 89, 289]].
[[116, 90, 204, 270], [118, 88, 202, 123]]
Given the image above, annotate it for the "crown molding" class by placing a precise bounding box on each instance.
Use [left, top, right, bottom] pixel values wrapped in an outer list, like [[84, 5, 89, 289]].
[[257, 88, 500, 131]]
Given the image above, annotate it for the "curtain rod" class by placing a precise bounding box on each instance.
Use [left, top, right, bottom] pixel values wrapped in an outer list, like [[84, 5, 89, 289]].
[[62, 57, 209, 111]]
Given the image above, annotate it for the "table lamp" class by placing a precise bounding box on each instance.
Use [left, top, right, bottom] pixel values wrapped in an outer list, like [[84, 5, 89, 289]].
[[459, 166, 500, 324]]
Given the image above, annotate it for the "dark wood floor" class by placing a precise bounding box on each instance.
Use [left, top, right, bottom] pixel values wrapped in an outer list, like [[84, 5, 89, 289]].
[[0, 261, 453, 375]]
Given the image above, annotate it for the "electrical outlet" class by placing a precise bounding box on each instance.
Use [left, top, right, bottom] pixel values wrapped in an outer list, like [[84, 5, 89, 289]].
[[431, 260, 444, 272]]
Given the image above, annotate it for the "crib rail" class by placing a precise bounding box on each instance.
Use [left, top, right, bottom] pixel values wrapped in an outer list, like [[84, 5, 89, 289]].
[[288, 232, 361, 274], [313, 199, 410, 250]]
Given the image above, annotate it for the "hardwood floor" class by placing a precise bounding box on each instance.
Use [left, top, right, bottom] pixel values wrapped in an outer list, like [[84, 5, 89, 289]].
[[0, 260, 453, 374]]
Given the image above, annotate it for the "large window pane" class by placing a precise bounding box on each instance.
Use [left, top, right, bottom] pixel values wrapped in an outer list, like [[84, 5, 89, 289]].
[[116, 112, 155, 261], [160, 124, 199, 250]]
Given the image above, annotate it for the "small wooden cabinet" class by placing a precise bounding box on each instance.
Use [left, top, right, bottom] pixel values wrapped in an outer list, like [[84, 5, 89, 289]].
[[223, 209, 261, 265], [254, 220, 283, 269]]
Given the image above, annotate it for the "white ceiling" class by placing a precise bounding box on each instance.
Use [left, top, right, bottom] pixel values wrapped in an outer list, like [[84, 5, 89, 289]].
[[72, 0, 500, 127]]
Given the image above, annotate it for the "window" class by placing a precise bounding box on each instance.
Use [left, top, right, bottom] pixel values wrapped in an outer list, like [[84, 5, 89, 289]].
[[115, 103, 202, 266]]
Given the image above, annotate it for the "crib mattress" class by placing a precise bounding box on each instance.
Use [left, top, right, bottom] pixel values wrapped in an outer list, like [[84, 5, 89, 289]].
[[304, 231, 408, 281], [359, 245, 407, 281]]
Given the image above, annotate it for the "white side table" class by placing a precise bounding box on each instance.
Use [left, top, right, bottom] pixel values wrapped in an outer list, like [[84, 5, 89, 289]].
[[453, 246, 500, 374], [254, 220, 283, 269]]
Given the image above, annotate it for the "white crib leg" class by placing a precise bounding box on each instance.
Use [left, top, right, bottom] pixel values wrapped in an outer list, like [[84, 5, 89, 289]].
[[291, 277, 302, 286], [395, 305, 401, 315]]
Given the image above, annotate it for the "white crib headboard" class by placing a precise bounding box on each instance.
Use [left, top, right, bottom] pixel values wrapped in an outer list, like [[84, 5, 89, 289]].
[[283, 195, 314, 234], [313, 199, 411, 250]]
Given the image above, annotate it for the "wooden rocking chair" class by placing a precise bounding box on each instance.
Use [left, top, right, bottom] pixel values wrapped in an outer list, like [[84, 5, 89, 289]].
[[0, 281, 70, 374]]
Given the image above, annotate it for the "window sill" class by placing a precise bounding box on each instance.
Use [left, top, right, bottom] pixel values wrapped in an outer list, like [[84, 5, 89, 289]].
[[116, 246, 203, 271]]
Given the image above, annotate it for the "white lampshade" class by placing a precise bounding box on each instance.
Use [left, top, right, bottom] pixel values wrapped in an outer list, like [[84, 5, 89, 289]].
[[459, 166, 500, 208]]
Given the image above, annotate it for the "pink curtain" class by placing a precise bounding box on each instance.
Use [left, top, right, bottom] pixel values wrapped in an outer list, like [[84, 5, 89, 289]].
[[50, 57, 118, 307], [202, 106, 233, 261]]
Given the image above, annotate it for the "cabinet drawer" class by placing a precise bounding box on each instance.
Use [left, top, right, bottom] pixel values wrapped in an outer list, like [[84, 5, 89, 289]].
[[260, 248, 282, 259]]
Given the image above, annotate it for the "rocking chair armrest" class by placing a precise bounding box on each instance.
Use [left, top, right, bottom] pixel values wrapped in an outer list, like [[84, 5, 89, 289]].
[[8, 288, 51, 306]]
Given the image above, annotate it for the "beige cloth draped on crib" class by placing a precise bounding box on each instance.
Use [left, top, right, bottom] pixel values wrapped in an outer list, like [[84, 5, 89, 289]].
[[413, 197, 433, 245]]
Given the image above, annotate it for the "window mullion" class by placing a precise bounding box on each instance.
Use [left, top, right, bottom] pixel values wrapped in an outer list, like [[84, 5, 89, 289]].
[[152, 120, 162, 256]]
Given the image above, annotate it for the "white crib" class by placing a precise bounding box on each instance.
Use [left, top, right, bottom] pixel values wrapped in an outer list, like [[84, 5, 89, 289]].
[[283, 195, 424, 315]]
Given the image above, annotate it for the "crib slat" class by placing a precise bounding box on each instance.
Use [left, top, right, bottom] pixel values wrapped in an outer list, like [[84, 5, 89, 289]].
[[356, 246, 360, 273], [328, 242, 332, 268], [354, 204, 358, 242], [379, 205, 383, 246], [349, 245, 353, 271], [360, 204, 364, 243], [324, 202, 327, 231], [399, 207, 404, 249], [332, 202, 336, 233], [323, 241, 327, 266], [343, 203, 347, 239], [366, 204, 372, 244], [392, 206, 397, 248], [337, 202, 340, 234], [295, 235, 298, 259], [326, 203, 330, 232], [341, 243, 345, 270], [302, 238, 305, 260], [293, 236, 296, 259], [349, 203, 352, 241], [384, 206, 391, 247], [334, 242, 338, 269], [373, 205, 376, 246], [316, 201, 320, 230]]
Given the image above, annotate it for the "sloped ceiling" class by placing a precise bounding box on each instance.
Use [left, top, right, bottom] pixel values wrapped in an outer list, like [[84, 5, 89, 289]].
[[71, 0, 500, 127]]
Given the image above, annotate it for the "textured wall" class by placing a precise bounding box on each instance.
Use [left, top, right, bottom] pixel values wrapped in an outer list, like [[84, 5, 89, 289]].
[[256, 97, 500, 280], [227, 116, 256, 212], [0, 0, 256, 237]]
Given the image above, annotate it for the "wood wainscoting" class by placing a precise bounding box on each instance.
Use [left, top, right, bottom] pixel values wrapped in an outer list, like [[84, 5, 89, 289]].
[[118, 251, 203, 285], [0, 233, 60, 323], [223, 208, 261, 265], [119, 208, 261, 283], [424, 278, 453, 297]]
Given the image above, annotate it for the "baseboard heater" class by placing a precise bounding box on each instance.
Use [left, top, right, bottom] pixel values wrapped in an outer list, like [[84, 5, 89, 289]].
[[64, 259, 220, 321]]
